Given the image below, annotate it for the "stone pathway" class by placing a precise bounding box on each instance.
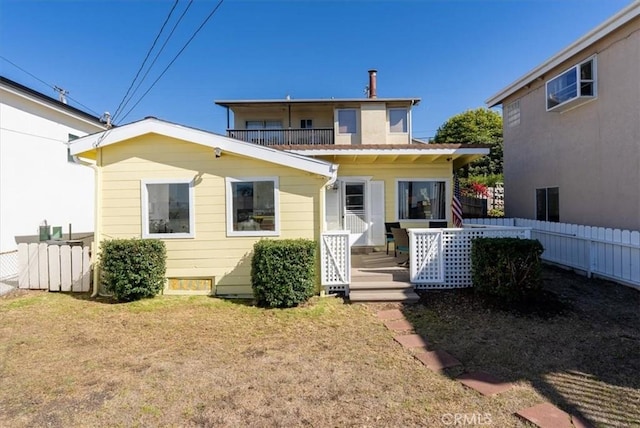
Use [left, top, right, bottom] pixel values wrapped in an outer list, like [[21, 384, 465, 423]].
[[376, 307, 593, 428]]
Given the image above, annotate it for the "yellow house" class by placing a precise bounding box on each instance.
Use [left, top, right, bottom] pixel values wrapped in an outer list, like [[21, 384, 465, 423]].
[[70, 72, 489, 298]]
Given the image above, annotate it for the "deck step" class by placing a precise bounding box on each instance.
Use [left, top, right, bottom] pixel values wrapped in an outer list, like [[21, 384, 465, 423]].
[[352, 268, 409, 283], [349, 289, 420, 302], [349, 281, 413, 290]]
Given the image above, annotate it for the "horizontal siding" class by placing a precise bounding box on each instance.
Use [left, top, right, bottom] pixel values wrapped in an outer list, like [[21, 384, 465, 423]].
[[98, 135, 324, 295]]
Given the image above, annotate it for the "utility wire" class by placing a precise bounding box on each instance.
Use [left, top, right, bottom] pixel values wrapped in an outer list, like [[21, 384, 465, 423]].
[[119, 0, 225, 123], [1, 55, 103, 117], [114, 0, 194, 122], [112, 0, 180, 121]]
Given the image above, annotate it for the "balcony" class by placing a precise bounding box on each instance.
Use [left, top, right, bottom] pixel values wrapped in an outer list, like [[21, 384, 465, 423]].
[[227, 128, 334, 146]]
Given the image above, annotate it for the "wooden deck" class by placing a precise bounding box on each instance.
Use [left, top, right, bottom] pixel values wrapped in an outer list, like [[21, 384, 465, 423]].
[[349, 251, 419, 302]]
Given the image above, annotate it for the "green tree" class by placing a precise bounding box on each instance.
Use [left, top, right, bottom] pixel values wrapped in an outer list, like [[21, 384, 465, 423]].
[[433, 107, 503, 177]]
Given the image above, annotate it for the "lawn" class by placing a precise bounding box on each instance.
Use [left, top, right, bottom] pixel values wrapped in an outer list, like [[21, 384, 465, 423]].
[[0, 267, 638, 427]]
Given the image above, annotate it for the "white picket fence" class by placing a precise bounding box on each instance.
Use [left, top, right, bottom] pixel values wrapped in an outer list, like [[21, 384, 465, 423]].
[[465, 218, 640, 289], [17, 243, 91, 292]]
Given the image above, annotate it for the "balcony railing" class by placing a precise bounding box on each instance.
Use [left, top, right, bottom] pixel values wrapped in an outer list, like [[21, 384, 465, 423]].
[[227, 128, 334, 146]]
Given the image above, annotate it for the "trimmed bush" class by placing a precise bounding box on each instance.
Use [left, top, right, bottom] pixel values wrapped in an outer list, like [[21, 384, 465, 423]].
[[251, 239, 316, 308], [471, 237, 544, 303], [100, 239, 166, 301]]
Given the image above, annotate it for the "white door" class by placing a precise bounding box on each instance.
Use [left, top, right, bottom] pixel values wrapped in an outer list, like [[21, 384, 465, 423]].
[[343, 181, 368, 246]]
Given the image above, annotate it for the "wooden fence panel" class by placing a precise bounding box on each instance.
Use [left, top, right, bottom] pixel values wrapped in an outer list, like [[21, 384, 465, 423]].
[[28, 244, 39, 289], [48, 245, 61, 292], [60, 246, 72, 292], [71, 246, 83, 292], [37, 244, 48, 290]]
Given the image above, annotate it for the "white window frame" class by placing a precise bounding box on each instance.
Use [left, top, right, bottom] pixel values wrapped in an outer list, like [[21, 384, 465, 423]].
[[141, 178, 195, 239], [337, 109, 357, 134], [225, 176, 280, 237], [388, 108, 408, 133], [546, 56, 597, 112], [395, 178, 449, 223]]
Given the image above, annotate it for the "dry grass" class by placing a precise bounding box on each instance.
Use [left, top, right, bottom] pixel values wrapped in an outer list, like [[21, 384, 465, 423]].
[[0, 267, 638, 427]]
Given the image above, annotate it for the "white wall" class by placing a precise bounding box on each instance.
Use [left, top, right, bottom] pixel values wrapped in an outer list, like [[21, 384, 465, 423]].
[[0, 91, 105, 252]]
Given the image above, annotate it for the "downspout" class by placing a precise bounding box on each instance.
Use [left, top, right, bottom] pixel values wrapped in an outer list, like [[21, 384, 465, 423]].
[[68, 150, 102, 297]]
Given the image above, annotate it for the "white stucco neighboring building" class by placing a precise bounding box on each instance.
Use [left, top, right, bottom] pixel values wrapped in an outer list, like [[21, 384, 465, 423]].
[[0, 76, 108, 252]]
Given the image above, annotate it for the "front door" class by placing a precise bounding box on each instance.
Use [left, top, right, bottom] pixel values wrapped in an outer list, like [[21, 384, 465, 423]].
[[343, 181, 368, 246]]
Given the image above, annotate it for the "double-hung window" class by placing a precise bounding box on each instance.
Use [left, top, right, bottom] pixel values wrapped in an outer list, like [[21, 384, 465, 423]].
[[536, 187, 559, 222], [397, 180, 447, 221], [389, 108, 408, 133], [337, 109, 357, 134], [546, 56, 596, 111], [226, 177, 279, 236], [142, 179, 195, 238]]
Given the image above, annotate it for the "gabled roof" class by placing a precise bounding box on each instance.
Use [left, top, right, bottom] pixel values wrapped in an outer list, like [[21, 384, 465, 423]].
[[69, 117, 338, 178], [486, 2, 640, 107], [0, 75, 106, 128]]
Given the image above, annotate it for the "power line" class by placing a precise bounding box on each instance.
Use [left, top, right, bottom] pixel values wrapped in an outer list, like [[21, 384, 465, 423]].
[[0, 55, 103, 117], [114, 0, 194, 122], [112, 0, 180, 121], [119, 0, 225, 123]]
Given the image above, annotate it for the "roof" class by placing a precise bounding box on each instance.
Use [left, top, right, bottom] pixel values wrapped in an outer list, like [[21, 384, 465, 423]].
[[69, 117, 338, 179], [215, 97, 421, 107], [486, 2, 640, 107], [0, 75, 106, 127], [277, 143, 490, 170]]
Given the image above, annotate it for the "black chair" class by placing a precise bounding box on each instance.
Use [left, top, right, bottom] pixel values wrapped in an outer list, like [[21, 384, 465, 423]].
[[429, 221, 448, 228], [384, 222, 401, 255]]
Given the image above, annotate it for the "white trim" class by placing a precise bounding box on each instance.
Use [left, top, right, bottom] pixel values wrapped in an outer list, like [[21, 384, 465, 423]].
[[395, 178, 450, 223], [225, 176, 280, 237], [486, 2, 640, 107], [141, 178, 195, 239], [69, 118, 337, 179]]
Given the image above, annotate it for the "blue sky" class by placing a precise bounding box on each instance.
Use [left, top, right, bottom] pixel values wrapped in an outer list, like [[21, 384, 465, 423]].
[[0, 0, 633, 139]]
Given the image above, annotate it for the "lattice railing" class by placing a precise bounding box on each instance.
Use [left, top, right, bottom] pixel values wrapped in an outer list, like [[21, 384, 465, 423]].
[[320, 231, 351, 293], [409, 226, 530, 289]]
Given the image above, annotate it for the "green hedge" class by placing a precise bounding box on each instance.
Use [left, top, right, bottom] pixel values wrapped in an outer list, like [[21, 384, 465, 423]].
[[251, 239, 316, 308], [471, 237, 544, 303], [100, 239, 166, 302]]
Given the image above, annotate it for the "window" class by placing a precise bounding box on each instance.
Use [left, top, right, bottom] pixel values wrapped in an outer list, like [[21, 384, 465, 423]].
[[397, 180, 447, 221], [505, 100, 520, 127], [246, 120, 282, 129], [546, 56, 596, 111], [536, 187, 559, 222], [226, 177, 279, 236], [337, 109, 357, 134], [389, 108, 408, 133], [142, 179, 194, 238], [300, 119, 312, 129]]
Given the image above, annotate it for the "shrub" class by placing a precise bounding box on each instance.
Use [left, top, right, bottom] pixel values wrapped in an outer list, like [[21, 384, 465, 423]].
[[251, 239, 316, 308], [471, 237, 544, 304], [100, 239, 166, 301]]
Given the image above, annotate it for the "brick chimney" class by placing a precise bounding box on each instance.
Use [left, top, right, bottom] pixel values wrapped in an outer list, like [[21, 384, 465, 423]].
[[368, 69, 377, 98]]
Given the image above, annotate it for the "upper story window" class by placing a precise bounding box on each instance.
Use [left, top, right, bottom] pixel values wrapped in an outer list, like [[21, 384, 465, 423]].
[[389, 108, 408, 133], [546, 56, 596, 112], [505, 100, 520, 127], [337, 109, 357, 134], [142, 179, 195, 239], [300, 119, 312, 129], [246, 120, 282, 129]]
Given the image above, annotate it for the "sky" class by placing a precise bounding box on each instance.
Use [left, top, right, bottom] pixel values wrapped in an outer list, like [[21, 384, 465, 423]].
[[0, 0, 634, 140]]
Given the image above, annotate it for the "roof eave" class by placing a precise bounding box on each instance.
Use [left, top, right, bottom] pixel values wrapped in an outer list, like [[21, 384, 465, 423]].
[[486, 2, 640, 107]]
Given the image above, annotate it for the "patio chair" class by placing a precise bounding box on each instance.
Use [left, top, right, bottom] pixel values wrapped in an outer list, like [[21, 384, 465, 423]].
[[384, 222, 401, 255], [391, 227, 409, 265]]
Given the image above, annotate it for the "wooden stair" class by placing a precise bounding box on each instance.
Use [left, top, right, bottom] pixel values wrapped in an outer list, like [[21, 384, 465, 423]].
[[349, 267, 420, 302]]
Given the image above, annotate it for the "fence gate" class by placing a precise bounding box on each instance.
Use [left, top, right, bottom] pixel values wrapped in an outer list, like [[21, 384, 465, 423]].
[[18, 243, 91, 292], [320, 231, 351, 294]]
